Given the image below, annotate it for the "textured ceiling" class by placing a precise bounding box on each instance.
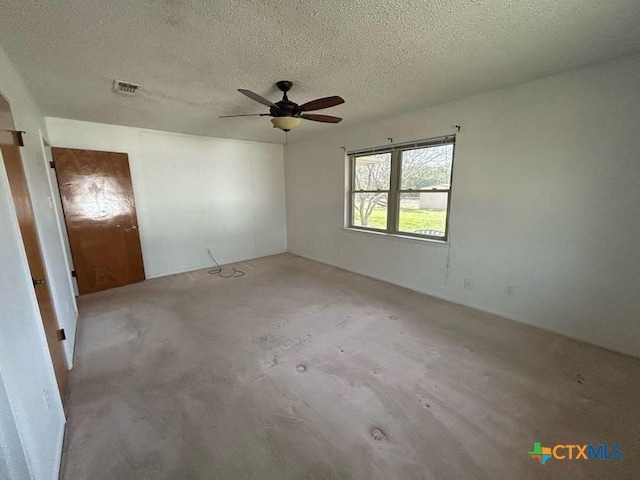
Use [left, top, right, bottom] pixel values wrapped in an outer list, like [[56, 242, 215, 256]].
[[0, 0, 639, 144]]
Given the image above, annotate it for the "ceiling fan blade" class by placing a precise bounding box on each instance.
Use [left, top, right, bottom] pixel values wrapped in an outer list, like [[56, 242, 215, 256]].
[[219, 113, 269, 118], [300, 114, 343, 124], [299, 96, 345, 112], [237, 89, 278, 108]]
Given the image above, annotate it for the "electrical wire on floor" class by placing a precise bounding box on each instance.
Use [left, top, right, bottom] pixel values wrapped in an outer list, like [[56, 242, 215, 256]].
[[207, 249, 245, 279]]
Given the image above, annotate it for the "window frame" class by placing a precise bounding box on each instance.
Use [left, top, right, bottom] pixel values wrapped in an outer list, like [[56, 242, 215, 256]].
[[347, 135, 456, 242]]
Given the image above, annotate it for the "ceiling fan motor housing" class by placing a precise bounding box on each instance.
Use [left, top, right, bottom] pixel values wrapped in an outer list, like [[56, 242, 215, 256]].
[[270, 101, 299, 118], [271, 80, 300, 118]]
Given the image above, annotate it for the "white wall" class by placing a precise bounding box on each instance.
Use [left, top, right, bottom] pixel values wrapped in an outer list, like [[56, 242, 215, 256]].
[[285, 54, 640, 358], [0, 45, 74, 479], [45, 119, 287, 278]]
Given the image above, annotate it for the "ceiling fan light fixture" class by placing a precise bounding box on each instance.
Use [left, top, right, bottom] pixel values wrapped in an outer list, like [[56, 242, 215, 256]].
[[271, 116, 301, 131]]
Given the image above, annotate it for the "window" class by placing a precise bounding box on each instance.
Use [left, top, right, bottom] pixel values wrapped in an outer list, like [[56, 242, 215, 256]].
[[348, 135, 455, 240]]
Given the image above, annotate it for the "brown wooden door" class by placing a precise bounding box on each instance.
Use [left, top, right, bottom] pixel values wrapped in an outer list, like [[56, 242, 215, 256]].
[[51, 148, 145, 294], [1, 145, 69, 398]]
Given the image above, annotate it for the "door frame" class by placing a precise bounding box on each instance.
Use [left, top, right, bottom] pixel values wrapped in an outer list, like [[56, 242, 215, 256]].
[[0, 91, 69, 399], [40, 135, 80, 299]]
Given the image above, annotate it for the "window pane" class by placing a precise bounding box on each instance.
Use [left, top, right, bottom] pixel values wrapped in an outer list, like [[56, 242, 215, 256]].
[[397, 192, 447, 237], [354, 153, 391, 190], [352, 192, 388, 229], [400, 144, 453, 190]]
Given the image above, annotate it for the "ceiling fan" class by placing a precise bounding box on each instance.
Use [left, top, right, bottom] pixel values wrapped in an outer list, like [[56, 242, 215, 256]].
[[220, 81, 344, 132]]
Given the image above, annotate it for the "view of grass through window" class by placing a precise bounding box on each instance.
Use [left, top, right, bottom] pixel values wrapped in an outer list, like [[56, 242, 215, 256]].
[[352, 201, 446, 232], [351, 143, 453, 238]]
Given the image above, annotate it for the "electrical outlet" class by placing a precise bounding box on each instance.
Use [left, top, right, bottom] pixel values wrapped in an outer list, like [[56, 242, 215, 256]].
[[42, 388, 51, 410], [505, 285, 515, 295], [464, 278, 473, 290]]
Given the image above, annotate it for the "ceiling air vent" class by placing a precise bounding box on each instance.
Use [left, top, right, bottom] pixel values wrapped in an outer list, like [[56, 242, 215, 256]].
[[113, 80, 139, 96]]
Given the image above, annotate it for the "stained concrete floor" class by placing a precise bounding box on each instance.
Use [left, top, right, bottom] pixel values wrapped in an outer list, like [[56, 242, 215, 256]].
[[62, 254, 640, 480]]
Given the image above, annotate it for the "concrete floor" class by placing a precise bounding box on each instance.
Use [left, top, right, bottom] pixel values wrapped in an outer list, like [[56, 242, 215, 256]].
[[62, 253, 640, 480]]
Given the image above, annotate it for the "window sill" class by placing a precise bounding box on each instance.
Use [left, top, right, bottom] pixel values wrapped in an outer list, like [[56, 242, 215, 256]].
[[342, 227, 449, 245]]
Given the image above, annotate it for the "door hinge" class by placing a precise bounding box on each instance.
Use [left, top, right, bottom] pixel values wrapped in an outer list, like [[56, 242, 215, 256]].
[[32, 277, 46, 286], [57, 328, 66, 341], [71, 270, 77, 277], [49, 161, 55, 169]]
